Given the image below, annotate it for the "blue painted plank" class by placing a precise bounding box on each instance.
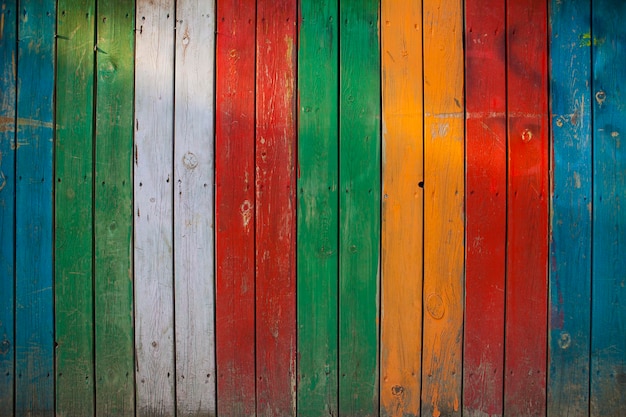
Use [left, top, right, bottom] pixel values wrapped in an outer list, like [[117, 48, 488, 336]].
[[548, 0, 592, 415], [14, 1, 55, 415], [0, 1, 17, 413], [591, 1, 626, 415]]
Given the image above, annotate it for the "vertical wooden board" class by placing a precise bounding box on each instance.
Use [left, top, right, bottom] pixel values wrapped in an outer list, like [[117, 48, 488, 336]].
[[55, 1, 95, 415], [134, 0, 175, 415], [14, 1, 55, 414], [380, 1, 422, 416], [548, 0, 592, 415], [591, 2, 626, 415], [173, 0, 216, 414], [297, 0, 339, 415], [504, 0, 549, 415], [215, 0, 257, 415], [463, 0, 506, 416], [94, 1, 135, 415], [255, 0, 297, 415], [338, 1, 381, 415], [0, 1, 16, 413], [421, 0, 464, 415]]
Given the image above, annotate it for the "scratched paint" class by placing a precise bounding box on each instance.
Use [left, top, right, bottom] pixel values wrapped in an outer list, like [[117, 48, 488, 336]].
[[380, 1, 423, 416]]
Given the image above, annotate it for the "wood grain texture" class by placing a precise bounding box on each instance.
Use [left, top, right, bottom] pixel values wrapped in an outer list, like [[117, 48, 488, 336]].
[[504, 0, 549, 415], [255, 1, 297, 415], [380, 1, 423, 416], [338, 1, 381, 415], [55, 1, 96, 415], [15, 2, 55, 414], [94, 1, 135, 415], [173, 0, 216, 414], [0, 1, 16, 413], [215, 0, 257, 415], [296, 0, 339, 415], [548, 0, 592, 415], [591, 1, 626, 415], [134, 1, 176, 415], [421, 0, 464, 415], [463, 1, 506, 416]]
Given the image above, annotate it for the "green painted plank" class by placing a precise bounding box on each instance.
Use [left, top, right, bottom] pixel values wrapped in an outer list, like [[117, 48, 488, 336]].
[[338, 0, 381, 415], [591, 1, 626, 415], [55, 2, 96, 415], [14, 1, 55, 414], [94, 1, 135, 415], [548, 0, 592, 414], [0, 1, 16, 413], [297, 0, 339, 415]]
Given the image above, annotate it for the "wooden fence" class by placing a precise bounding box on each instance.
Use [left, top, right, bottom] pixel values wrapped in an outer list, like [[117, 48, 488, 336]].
[[0, 0, 624, 416]]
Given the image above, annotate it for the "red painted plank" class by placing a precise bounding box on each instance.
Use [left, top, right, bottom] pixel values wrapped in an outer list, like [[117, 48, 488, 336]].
[[215, 1, 257, 415], [505, 0, 549, 415], [464, 1, 506, 416], [255, 1, 297, 415]]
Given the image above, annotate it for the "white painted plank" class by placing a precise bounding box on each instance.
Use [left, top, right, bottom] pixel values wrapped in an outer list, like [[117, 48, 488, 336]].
[[173, 0, 216, 414], [134, 0, 176, 415]]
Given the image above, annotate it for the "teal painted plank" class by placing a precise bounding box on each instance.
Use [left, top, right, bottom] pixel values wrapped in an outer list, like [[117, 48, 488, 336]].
[[338, 0, 381, 415], [548, 0, 592, 415], [591, 1, 626, 415], [55, 1, 96, 415], [0, 1, 16, 413], [297, 0, 339, 415], [94, 1, 135, 415], [14, 1, 55, 414]]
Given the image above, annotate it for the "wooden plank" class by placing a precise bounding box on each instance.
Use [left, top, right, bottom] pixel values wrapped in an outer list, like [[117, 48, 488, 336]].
[[591, 2, 626, 415], [55, 1, 96, 415], [463, 1, 506, 416], [134, 0, 176, 415], [255, 0, 297, 415], [94, 1, 135, 415], [421, 0, 464, 415], [0, 1, 16, 413], [548, 0, 592, 415], [338, 1, 381, 415], [173, 0, 216, 414], [504, 0, 549, 415], [379, 1, 422, 416], [14, 2, 55, 414], [214, 0, 257, 414], [296, 0, 339, 415]]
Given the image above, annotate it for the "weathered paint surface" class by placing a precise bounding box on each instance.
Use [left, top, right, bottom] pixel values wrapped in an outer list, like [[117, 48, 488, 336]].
[[591, 1, 626, 415], [421, 0, 464, 416], [134, 0, 176, 415], [15, 1, 55, 415], [215, 0, 257, 415], [549, 0, 592, 415], [380, 1, 423, 416], [173, 0, 216, 414], [464, 0, 506, 416], [55, 1, 95, 414], [338, 1, 381, 415], [0, 1, 16, 414], [94, 1, 135, 415], [505, 0, 549, 415], [255, 1, 297, 415], [297, 0, 339, 415]]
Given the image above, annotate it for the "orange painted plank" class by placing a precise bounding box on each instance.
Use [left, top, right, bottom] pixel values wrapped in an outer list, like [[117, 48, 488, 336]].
[[463, 1, 507, 416], [380, 1, 423, 416], [422, 0, 464, 415]]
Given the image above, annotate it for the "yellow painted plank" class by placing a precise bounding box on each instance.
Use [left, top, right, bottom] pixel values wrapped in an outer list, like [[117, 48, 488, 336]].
[[422, 0, 464, 416], [380, 0, 423, 416]]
